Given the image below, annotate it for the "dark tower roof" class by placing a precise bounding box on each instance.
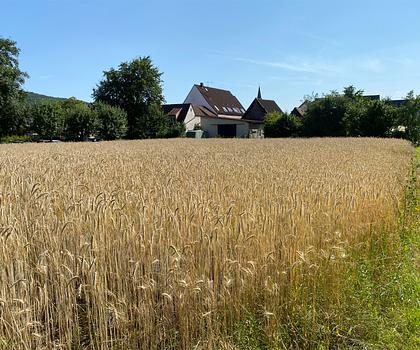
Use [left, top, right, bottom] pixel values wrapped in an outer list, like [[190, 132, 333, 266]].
[[257, 86, 262, 99], [242, 98, 283, 121]]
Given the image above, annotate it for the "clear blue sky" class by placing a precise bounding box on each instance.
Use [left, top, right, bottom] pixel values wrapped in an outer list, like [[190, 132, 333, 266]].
[[2, 0, 420, 111]]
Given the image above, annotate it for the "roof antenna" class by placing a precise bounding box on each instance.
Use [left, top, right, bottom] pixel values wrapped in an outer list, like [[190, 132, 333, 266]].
[[257, 86, 262, 99]]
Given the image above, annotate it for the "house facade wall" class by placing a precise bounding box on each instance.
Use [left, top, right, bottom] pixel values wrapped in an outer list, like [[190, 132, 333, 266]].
[[200, 117, 249, 138], [248, 122, 264, 138], [183, 106, 201, 131], [184, 86, 215, 113]]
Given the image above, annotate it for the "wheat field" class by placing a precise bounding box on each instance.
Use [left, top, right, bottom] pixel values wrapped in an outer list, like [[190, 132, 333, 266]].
[[0, 138, 414, 349]]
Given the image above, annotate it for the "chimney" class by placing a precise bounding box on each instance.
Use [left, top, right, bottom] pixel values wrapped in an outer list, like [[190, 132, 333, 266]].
[[200, 82, 204, 87]]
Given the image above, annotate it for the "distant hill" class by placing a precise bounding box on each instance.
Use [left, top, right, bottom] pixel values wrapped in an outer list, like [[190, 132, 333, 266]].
[[25, 91, 68, 103]]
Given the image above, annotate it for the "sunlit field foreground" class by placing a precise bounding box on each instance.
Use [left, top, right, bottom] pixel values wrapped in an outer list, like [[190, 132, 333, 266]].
[[0, 138, 415, 349]]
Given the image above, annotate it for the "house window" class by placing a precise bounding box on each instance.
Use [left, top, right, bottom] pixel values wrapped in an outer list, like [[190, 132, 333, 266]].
[[222, 107, 228, 112], [214, 105, 219, 111]]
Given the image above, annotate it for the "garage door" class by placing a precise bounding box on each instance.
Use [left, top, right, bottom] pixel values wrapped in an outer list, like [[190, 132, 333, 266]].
[[217, 124, 237, 138]]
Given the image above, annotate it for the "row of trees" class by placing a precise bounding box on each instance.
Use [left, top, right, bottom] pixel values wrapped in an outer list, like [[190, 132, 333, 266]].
[[265, 86, 420, 144], [0, 37, 184, 141], [30, 99, 127, 141]]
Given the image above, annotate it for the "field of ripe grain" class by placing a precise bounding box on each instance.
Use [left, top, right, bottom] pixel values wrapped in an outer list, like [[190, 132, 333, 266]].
[[0, 138, 414, 349]]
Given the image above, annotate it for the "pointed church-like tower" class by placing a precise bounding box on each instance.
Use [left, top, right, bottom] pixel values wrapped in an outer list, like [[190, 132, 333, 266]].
[[242, 86, 283, 121]]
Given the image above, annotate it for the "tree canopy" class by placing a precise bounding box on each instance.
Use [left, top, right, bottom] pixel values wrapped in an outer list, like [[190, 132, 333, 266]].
[[92, 57, 165, 139], [298, 86, 420, 143], [92, 102, 128, 140], [0, 38, 28, 136], [30, 101, 63, 140], [264, 112, 302, 137], [396, 91, 420, 144], [63, 103, 98, 141], [303, 92, 347, 137]]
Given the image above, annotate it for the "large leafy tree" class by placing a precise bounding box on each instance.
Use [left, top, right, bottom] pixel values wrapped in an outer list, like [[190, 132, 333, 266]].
[[63, 103, 99, 141], [0, 38, 28, 136], [264, 112, 302, 137], [92, 101, 127, 140], [302, 86, 397, 138], [30, 101, 63, 140], [344, 99, 396, 137], [358, 100, 395, 137], [302, 91, 348, 137], [92, 57, 165, 139], [397, 91, 420, 144]]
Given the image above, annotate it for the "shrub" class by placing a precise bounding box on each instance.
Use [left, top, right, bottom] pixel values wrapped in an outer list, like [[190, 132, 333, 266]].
[[63, 103, 98, 141], [264, 111, 302, 137], [92, 102, 127, 140]]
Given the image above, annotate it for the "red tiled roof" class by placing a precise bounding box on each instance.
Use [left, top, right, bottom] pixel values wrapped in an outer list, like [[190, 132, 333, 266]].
[[195, 84, 245, 116], [192, 105, 217, 117]]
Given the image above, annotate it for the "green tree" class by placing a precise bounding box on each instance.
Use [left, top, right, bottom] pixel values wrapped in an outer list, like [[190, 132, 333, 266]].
[[343, 85, 364, 99], [264, 112, 302, 137], [396, 91, 420, 144], [303, 91, 348, 137], [92, 102, 127, 140], [30, 101, 63, 140], [63, 103, 98, 141], [92, 57, 165, 139], [359, 100, 395, 137], [60, 97, 86, 111], [0, 38, 28, 136], [345, 99, 396, 137], [156, 114, 186, 138]]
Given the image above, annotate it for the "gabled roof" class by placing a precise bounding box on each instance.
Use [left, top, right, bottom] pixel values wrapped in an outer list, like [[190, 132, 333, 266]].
[[163, 103, 220, 122], [291, 100, 310, 119], [163, 104, 191, 122], [194, 84, 245, 116], [242, 98, 282, 121], [256, 98, 283, 114], [192, 105, 217, 117]]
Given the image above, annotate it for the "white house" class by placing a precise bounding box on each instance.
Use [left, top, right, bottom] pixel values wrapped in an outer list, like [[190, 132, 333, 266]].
[[163, 102, 251, 137], [164, 83, 273, 138]]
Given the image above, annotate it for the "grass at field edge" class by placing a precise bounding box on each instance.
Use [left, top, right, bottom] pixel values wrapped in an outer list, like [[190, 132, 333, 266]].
[[232, 147, 419, 349]]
